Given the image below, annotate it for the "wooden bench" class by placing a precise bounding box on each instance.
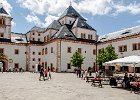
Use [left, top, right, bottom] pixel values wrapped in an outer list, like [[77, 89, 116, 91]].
[[86, 76, 94, 83], [130, 82, 140, 94], [91, 78, 103, 88]]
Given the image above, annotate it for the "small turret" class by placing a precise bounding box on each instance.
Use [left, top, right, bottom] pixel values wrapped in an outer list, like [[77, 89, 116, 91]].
[[0, 3, 12, 39]]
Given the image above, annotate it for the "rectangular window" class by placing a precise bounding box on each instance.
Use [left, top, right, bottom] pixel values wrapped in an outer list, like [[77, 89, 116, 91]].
[[14, 63, 19, 68], [38, 58, 41, 62], [38, 52, 41, 55], [93, 49, 96, 55], [118, 45, 127, 52], [88, 34, 93, 40], [38, 33, 40, 36], [32, 58, 35, 61], [124, 45, 127, 51], [38, 38, 40, 41], [32, 65, 35, 69], [78, 48, 82, 53], [32, 52, 35, 55], [42, 62, 44, 67], [51, 47, 53, 53], [98, 49, 101, 53], [81, 33, 86, 39], [47, 35, 50, 41], [42, 49, 44, 55], [138, 43, 140, 50], [15, 49, 19, 54], [44, 37, 46, 42], [32, 38, 35, 41], [69, 20, 72, 24], [119, 46, 123, 52], [132, 43, 137, 50], [67, 63, 71, 69], [0, 48, 4, 54], [67, 47, 71, 53]]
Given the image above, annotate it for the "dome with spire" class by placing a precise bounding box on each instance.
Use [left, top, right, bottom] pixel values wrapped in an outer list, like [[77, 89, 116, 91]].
[[0, 3, 11, 17], [58, 5, 86, 21]]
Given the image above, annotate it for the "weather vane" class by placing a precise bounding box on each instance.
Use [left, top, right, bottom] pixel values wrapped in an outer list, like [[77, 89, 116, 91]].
[[70, 1, 72, 6]]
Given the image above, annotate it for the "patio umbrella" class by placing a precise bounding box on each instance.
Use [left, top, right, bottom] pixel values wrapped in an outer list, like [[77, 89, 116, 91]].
[[104, 55, 140, 73]]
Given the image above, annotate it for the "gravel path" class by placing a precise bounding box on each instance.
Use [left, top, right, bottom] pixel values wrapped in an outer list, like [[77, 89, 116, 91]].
[[0, 72, 139, 100]]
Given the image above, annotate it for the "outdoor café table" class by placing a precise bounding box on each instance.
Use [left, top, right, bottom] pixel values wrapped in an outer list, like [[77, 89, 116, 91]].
[[130, 82, 140, 93], [91, 78, 103, 88]]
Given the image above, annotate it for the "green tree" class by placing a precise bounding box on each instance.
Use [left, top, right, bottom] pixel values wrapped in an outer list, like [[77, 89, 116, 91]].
[[70, 51, 85, 69], [97, 48, 106, 69], [97, 44, 118, 69], [105, 44, 118, 62]]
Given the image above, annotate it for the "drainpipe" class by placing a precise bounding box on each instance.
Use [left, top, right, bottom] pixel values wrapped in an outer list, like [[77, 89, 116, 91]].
[[95, 42, 98, 72], [26, 43, 28, 71], [59, 39, 62, 72]]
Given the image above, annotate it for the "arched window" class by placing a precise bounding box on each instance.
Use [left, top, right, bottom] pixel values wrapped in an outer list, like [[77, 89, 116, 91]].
[[45, 48, 48, 54], [0, 18, 5, 25], [42, 48, 44, 55]]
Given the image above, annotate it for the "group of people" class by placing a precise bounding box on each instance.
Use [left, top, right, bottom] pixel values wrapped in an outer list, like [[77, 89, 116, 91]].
[[122, 73, 138, 88], [75, 67, 93, 79], [0, 66, 24, 73], [39, 67, 51, 81]]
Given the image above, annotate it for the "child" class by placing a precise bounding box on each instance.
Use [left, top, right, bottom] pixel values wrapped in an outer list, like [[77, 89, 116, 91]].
[[44, 68, 48, 80]]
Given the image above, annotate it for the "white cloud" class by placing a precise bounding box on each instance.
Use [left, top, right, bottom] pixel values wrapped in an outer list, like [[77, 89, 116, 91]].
[[137, 20, 140, 24], [113, 2, 140, 15], [44, 15, 59, 27], [11, 21, 16, 27], [17, 0, 140, 27], [25, 14, 58, 27], [25, 14, 42, 26], [75, 0, 113, 16], [0, 0, 12, 15]]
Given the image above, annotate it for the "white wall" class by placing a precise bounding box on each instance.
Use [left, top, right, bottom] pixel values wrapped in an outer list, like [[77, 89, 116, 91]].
[[72, 27, 97, 40], [43, 41, 57, 70], [59, 16, 76, 25], [97, 36, 140, 58], [60, 40, 96, 72], [0, 43, 26, 70]]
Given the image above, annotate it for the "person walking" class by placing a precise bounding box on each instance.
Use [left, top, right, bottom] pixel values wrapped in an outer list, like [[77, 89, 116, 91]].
[[48, 67, 51, 79], [39, 67, 45, 81], [1, 66, 3, 73]]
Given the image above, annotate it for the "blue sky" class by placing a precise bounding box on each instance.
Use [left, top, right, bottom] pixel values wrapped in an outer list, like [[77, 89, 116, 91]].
[[1, 0, 140, 36]]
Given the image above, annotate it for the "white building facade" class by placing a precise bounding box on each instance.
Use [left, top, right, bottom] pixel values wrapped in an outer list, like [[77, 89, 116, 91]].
[[0, 5, 140, 72]]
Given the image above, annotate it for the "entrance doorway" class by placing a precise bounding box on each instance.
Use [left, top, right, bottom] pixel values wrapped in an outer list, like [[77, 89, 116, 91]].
[[0, 60, 8, 72], [0, 54, 8, 72]]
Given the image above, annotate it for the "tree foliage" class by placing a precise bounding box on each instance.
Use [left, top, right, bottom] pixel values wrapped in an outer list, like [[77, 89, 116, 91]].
[[70, 51, 85, 68], [97, 44, 118, 69]]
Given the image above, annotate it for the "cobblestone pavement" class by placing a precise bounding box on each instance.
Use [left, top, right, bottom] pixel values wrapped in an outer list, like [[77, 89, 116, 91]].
[[0, 72, 139, 100]]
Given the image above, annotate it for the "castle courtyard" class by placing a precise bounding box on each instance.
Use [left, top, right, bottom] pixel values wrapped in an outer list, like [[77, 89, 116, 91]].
[[0, 72, 139, 100]]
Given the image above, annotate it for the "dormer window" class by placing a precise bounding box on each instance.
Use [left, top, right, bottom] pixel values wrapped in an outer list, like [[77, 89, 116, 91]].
[[69, 20, 72, 24], [0, 18, 5, 25], [62, 21, 64, 25], [121, 31, 130, 35]]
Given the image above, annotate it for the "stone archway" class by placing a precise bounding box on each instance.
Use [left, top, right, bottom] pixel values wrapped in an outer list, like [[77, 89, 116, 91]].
[[0, 54, 8, 72]]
